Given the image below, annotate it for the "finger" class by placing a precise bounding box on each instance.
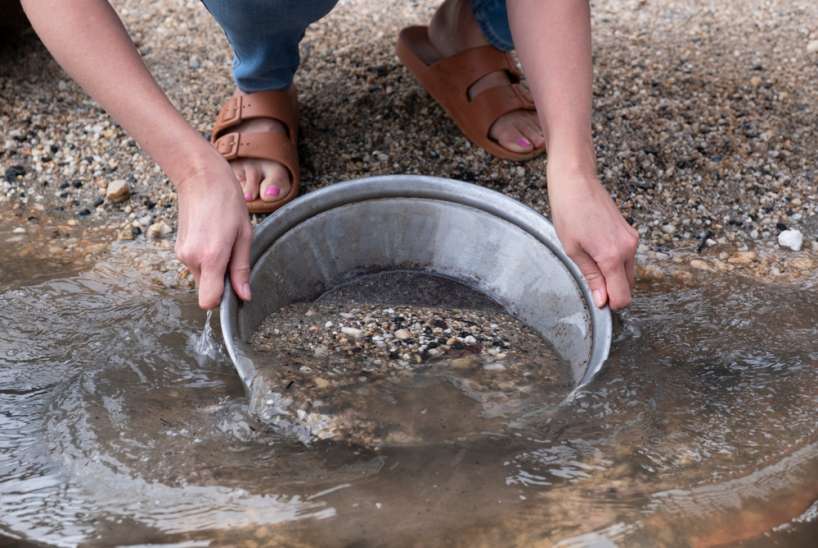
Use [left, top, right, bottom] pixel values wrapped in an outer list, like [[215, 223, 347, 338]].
[[229, 223, 253, 302], [198, 254, 229, 310], [625, 254, 636, 290], [570, 248, 609, 309], [189, 263, 201, 286], [601, 261, 632, 311], [175, 245, 201, 284]]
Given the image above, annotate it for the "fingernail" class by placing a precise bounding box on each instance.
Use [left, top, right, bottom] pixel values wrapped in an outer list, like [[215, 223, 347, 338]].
[[244, 192, 253, 201], [593, 288, 606, 308], [516, 137, 532, 149], [242, 283, 251, 300], [264, 186, 281, 198]]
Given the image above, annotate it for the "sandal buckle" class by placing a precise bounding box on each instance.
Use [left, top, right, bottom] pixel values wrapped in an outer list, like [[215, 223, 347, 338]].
[[215, 133, 241, 160], [219, 96, 243, 126]]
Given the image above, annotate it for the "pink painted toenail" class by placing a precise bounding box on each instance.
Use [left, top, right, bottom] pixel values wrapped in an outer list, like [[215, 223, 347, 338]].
[[264, 186, 281, 198], [517, 137, 532, 148], [244, 192, 253, 201]]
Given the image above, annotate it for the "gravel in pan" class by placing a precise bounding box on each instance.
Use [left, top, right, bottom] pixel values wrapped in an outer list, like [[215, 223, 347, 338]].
[[248, 272, 571, 448]]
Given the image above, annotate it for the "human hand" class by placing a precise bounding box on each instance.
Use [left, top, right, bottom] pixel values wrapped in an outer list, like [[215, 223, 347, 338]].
[[547, 166, 639, 310], [174, 153, 253, 309]]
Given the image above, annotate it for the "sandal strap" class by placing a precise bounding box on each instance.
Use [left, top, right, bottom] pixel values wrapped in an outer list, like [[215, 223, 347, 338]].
[[212, 90, 298, 142], [467, 83, 536, 140], [429, 45, 521, 91], [213, 132, 299, 181]]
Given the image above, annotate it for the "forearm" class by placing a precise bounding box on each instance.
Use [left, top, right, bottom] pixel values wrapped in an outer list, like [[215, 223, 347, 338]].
[[21, 0, 214, 185], [508, 0, 595, 175]]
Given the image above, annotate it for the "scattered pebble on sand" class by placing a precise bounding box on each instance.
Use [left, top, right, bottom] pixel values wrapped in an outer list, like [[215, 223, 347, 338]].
[[1, 0, 816, 284], [778, 229, 804, 251], [105, 179, 130, 203]]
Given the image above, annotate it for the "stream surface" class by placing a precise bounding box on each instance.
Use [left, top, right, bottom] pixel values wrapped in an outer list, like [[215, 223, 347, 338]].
[[1, 229, 817, 547]]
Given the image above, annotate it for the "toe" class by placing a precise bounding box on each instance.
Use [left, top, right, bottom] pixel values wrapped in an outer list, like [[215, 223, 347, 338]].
[[490, 116, 534, 154], [242, 164, 262, 201], [515, 116, 545, 150], [232, 161, 252, 202], [259, 162, 291, 202]]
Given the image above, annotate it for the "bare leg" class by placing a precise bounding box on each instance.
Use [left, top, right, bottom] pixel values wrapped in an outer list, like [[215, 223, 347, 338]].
[[428, 0, 545, 154]]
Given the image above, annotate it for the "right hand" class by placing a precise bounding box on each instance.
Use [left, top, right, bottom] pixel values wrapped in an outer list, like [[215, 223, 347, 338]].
[[174, 153, 253, 309], [547, 166, 639, 310]]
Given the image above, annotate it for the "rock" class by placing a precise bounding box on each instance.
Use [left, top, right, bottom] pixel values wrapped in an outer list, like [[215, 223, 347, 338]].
[[777, 229, 803, 251], [750, 76, 763, 87], [340, 326, 363, 339], [313, 377, 330, 389], [661, 224, 676, 234], [146, 221, 172, 240], [106, 179, 130, 203], [4, 165, 25, 183], [394, 329, 412, 340], [689, 259, 713, 272], [117, 227, 135, 241], [12, 227, 25, 234], [790, 257, 814, 271], [674, 271, 694, 283], [712, 259, 729, 272], [636, 264, 664, 280], [727, 251, 757, 265], [807, 40, 818, 54], [450, 355, 479, 369]]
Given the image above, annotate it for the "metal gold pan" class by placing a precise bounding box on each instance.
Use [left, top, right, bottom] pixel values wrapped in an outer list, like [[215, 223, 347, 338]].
[[220, 175, 611, 395]]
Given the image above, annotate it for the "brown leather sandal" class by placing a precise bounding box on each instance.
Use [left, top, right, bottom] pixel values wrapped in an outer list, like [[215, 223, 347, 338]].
[[211, 88, 300, 215], [396, 25, 543, 162]]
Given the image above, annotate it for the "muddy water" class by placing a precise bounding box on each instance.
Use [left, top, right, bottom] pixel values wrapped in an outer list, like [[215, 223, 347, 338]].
[[247, 271, 572, 448], [1, 235, 817, 546]]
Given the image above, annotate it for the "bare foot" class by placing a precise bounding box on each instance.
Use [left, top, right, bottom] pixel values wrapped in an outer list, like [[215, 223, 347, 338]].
[[428, 0, 545, 154], [225, 89, 291, 203]]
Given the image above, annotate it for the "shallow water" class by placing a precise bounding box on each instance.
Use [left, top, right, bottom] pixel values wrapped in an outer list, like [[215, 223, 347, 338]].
[[247, 271, 571, 448], [1, 237, 817, 546]]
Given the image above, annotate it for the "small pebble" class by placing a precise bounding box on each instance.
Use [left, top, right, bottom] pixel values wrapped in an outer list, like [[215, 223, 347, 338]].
[[146, 221, 172, 240], [727, 251, 757, 265], [689, 259, 713, 272], [341, 326, 363, 338], [778, 230, 803, 251]]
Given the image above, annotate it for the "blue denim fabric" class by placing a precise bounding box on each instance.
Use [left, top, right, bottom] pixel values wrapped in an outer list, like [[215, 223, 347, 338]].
[[203, 0, 514, 92], [471, 0, 513, 52], [202, 0, 338, 92]]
